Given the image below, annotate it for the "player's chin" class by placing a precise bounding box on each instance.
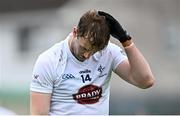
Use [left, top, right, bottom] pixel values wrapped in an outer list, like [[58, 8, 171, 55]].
[[77, 56, 86, 62]]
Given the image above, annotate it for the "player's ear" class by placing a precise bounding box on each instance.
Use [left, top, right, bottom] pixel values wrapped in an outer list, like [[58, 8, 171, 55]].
[[72, 26, 78, 38]]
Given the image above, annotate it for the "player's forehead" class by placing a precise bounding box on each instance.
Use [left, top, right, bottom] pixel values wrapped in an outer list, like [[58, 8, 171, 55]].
[[78, 37, 99, 50]]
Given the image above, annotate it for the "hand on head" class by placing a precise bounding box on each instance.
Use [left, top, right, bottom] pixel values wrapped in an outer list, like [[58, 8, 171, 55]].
[[98, 11, 131, 43]]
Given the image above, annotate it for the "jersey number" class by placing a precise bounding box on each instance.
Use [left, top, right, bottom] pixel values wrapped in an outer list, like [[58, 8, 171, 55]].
[[81, 74, 92, 83]]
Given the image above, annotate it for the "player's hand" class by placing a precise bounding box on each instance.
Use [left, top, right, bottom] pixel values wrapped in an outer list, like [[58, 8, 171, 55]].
[[98, 11, 131, 43]]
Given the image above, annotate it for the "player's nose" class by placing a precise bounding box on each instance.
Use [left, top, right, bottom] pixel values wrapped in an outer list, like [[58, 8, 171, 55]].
[[83, 52, 92, 59]]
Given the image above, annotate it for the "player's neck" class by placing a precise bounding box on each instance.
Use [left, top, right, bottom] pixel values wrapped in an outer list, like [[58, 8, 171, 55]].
[[68, 36, 77, 58]]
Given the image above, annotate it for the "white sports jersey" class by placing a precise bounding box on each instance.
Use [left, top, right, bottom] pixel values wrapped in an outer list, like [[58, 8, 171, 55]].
[[30, 33, 127, 115]]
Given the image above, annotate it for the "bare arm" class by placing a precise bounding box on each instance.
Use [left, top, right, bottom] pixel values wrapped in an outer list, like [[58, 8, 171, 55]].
[[115, 41, 155, 89], [30, 91, 51, 115]]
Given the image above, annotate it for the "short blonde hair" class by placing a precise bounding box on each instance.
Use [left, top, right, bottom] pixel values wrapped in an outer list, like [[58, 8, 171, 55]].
[[77, 9, 110, 50]]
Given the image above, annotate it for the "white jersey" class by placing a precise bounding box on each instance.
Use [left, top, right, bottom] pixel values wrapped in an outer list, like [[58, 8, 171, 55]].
[[30, 33, 127, 115]]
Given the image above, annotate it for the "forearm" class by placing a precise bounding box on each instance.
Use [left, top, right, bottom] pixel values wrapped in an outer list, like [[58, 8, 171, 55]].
[[123, 40, 154, 88]]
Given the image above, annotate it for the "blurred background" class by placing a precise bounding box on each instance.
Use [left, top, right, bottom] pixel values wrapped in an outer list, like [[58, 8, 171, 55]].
[[0, 0, 180, 115]]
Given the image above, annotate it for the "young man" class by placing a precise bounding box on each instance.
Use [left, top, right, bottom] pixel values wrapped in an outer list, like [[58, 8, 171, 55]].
[[30, 10, 155, 115]]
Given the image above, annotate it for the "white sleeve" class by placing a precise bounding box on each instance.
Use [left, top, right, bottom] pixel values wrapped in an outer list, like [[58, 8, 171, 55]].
[[30, 54, 55, 93], [109, 43, 127, 71]]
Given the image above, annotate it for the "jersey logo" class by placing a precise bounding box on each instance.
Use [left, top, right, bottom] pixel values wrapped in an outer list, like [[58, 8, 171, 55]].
[[33, 74, 39, 79], [79, 69, 91, 74], [98, 65, 105, 73], [73, 84, 102, 104], [62, 74, 75, 80]]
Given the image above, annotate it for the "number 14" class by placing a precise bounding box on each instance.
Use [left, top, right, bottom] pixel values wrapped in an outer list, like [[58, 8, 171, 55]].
[[81, 74, 92, 83]]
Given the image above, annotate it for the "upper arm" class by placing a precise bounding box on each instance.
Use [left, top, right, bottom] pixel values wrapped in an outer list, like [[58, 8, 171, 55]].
[[30, 91, 51, 115], [114, 44, 155, 89], [30, 54, 55, 114], [108, 43, 138, 86], [114, 59, 138, 86]]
